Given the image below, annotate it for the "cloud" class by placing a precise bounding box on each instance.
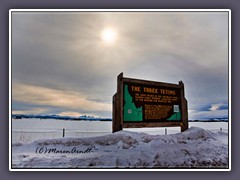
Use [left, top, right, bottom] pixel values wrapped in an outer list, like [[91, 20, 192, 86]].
[[217, 104, 229, 110], [189, 102, 229, 120], [11, 11, 229, 119], [12, 83, 112, 117], [192, 104, 212, 112], [189, 109, 228, 120], [13, 109, 50, 115], [57, 112, 82, 117], [190, 102, 229, 112], [210, 103, 229, 111]]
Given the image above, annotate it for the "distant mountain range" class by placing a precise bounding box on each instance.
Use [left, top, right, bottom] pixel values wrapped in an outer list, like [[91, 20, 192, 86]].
[[189, 118, 228, 122], [12, 114, 228, 122], [12, 114, 112, 121]]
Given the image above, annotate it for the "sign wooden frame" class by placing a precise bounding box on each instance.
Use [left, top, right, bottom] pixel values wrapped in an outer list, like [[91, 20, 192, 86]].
[[113, 73, 188, 133]]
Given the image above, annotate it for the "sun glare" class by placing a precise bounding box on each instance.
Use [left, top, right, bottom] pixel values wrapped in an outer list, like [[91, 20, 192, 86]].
[[101, 28, 117, 44]]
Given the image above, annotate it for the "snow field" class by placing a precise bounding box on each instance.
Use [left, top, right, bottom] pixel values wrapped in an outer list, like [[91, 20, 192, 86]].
[[12, 118, 228, 143], [12, 127, 228, 168]]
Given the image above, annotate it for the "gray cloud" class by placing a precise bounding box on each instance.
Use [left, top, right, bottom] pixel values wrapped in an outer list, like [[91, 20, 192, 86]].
[[11, 11, 229, 119], [193, 104, 212, 112], [217, 104, 228, 110]]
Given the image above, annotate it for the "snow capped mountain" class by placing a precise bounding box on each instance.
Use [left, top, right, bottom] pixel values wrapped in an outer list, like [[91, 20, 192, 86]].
[[12, 114, 112, 121], [12, 114, 228, 122]]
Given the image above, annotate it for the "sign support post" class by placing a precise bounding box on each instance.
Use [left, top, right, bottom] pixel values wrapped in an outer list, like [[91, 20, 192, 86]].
[[112, 73, 123, 133], [179, 81, 188, 132]]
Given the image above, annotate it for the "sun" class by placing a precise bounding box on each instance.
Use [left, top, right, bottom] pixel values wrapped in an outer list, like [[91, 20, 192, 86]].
[[101, 28, 117, 44]]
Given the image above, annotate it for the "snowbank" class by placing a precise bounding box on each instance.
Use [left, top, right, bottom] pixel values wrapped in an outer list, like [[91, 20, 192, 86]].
[[12, 127, 228, 169]]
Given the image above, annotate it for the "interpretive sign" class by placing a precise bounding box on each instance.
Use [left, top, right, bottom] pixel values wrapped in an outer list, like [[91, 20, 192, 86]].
[[123, 83, 181, 122], [113, 73, 188, 133]]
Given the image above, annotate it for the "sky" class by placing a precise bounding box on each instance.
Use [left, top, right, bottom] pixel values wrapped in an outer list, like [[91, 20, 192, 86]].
[[11, 11, 229, 119]]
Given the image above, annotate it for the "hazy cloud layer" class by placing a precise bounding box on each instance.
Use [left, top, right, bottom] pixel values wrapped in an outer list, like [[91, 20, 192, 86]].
[[11, 11, 229, 119]]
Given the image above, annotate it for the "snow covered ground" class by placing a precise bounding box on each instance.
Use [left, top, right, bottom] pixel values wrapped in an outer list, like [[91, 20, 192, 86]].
[[11, 118, 228, 143], [12, 127, 228, 169]]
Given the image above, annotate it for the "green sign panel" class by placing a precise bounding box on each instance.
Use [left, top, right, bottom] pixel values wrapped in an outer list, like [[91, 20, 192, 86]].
[[123, 83, 181, 122]]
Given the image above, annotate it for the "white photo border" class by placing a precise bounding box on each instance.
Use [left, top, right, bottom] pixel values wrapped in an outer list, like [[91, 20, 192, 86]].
[[9, 9, 231, 171]]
